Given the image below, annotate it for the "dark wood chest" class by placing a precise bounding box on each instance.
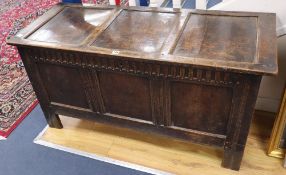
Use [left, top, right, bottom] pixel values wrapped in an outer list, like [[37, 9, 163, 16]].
[[7, 4, 277, 170]]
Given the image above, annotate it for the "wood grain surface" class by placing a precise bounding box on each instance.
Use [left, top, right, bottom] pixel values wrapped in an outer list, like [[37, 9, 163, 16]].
[[8, 4, 278, 75], [38, 112, 286, 175], [9, 4, 278, 171]]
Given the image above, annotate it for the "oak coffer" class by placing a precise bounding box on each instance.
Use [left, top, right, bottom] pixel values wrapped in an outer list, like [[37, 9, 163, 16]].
[[7, 4, 277, 170]]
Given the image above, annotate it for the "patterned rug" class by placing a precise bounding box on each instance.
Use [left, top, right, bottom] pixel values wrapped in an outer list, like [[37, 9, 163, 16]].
[[0, 0, 61, 138], [0, 0, 110, 138]]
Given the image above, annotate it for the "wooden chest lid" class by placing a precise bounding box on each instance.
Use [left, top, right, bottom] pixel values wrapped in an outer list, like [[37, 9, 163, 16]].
[[7, 4, 277, 75]]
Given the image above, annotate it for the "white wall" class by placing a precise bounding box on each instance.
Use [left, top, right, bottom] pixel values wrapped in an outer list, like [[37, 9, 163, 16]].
[[210, 0, 286, 36], [256, 35, 286, 112], [210, 0, 286, 112]]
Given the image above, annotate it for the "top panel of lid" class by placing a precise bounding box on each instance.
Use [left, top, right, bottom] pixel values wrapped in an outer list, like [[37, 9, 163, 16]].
[[28, 7, 113, 45]]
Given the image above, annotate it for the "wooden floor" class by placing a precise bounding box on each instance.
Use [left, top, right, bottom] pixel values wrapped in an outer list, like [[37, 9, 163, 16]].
[[36, 111, 286, 175]]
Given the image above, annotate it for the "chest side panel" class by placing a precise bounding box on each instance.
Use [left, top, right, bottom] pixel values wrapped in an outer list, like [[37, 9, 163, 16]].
[[36, 63, 90, 109], [98, 71, 153, 122], [170, 81, 233, 135]]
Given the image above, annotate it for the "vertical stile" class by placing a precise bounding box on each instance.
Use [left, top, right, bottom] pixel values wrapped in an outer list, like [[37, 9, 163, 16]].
[[56, 52, 62, 64], [197, 69, 203, 80], [179, 67, 185, 79], [188, 67, 193, 79], [206, 70, 212, 82]]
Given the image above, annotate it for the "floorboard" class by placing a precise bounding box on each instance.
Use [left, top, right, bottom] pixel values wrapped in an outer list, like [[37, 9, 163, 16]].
[[36, 111, 286, 175]]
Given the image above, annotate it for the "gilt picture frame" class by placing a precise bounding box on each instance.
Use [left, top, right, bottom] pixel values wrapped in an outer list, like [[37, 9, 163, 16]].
[[268, 86, 286, 158], [284, 155, 286, 167]]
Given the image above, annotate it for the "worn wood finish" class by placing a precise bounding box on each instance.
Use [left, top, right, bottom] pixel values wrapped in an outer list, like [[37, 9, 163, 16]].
[[93, 10, 181, 53], [7, 4, 277, 171], [173, 14, 258, 62], [28, 7, 113, 44]]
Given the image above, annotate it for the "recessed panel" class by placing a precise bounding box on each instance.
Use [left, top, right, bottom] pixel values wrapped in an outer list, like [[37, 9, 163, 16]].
[[92, 10, 180, 53], [171, 82, 232, 135], [37, 63, 90, 109], [28, 7, 112, 44], [173, 14, 257, 63], [99, 72, 152, 122]]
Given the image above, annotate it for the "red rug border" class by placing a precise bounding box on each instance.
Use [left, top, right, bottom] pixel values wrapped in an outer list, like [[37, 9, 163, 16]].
[[0, 100, 39, 138]]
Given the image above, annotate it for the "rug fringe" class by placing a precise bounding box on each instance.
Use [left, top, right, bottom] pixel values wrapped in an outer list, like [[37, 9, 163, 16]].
[[0, 136, 7, 140]]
